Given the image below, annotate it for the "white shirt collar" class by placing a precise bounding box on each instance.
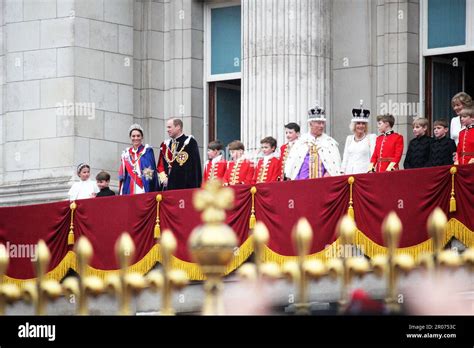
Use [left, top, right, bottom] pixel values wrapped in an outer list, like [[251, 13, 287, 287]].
[[211, 154, 222, 164]]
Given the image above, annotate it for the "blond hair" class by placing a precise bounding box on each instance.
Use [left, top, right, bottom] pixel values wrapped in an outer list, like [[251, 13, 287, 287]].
[[451, 92, 473, 108], [412, 117, 429, 128]]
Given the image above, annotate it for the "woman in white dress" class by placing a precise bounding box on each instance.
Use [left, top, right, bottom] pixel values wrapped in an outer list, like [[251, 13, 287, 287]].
[[341, 107, 377, 175], [450, 92, 472, 145]]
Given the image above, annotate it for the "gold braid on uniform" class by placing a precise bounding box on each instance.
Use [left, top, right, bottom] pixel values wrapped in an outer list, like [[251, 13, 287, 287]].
[[309, 144, 319, 179], [230, 159, 242, 185]]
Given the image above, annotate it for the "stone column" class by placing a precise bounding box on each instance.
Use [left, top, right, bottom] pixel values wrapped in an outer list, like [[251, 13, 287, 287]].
[[375, 0, 419, 154], [241, 0, 332, 151], [135, 0, 204, 152], [0, 0, 134, 205]]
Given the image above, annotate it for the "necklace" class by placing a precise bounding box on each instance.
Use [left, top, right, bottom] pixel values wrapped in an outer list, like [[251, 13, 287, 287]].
[[354, 134, 366, 142]]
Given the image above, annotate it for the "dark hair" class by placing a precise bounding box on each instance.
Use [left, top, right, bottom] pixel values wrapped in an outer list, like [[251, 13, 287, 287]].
[[228, 140, 245, 151], [376, 114, 395, 127], [285, 122, 300, 133], [169, 118, 183, 129], [77, 163, 90, 174], [129, 128, 143, 137], [260, 136, 277, 149], [208, 140, 224, 151], [96, 171, 111, 181], [433, 119, 448, 128]]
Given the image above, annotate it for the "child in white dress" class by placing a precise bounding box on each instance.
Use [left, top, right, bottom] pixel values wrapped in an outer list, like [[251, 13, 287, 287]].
[[68, 163, 99, 201]]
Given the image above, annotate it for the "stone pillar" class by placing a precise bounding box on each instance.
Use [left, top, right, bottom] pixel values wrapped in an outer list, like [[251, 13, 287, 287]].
[[241, 0, 332, 151], [376, 0, 419, 157], [135, 0, 204, 152], [0, 0, 135, 205]]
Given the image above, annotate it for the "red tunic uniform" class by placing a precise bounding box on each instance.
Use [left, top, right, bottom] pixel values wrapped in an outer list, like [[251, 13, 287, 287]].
[[279, 142, 293, 181], [202, 156, 227, 185], [223, 158, 255, 186], [370, 131, 404, 172], [456, 124, 474, 165], [252, 156, 281, 184]]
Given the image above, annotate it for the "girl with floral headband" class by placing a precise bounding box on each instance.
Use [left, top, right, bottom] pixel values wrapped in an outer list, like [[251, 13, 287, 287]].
[[119, 124, 158, 195], [68, 163, 99, 201]]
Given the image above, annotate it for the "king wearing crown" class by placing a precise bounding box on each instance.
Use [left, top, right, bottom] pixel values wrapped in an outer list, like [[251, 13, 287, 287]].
[[285, 104, 342, 180]]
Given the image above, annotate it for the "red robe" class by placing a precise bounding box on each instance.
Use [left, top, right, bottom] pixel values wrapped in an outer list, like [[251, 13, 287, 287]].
[[370, 131, 404, 172], [279, 142, 293, 181], [202, 156, 227, 184], [456, 124, 474, 165], [223, 159, 254, 186], [252, 156, 281, 184]]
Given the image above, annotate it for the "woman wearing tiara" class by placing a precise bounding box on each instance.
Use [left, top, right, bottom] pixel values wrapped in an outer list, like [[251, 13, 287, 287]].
[[341, 105, 377, 175], [119, 124, 159, 195]]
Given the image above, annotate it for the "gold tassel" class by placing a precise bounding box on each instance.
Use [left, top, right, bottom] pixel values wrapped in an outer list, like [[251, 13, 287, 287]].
[[154, 194, 162, 240], [249, 186, 257, 229], [68, 201, 77, 246], [347, 176, 355, 219], [449, 167, 457, 213], [348, 206, 354, 219], [68, 231, 75, 245], [450, 196, 456, 213]]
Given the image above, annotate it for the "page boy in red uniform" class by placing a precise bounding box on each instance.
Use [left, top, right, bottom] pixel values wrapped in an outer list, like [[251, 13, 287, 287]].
[[253, 136, 281, 184], [369, 114, 404, 172], [455, 108, 474, 165], [202, 140, 227, 185], [223, 140, 254, 186]]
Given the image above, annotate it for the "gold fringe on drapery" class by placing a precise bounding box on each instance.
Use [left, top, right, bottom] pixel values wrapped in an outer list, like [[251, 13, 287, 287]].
[[2, 219, 473, 284], [83, 244, 161, 280], [260, 219, 474, 265], [163, 236, 255, 280], [1, 251, 76, 289]]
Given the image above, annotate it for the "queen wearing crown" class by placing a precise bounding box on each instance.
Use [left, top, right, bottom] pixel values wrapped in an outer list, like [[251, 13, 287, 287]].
[[341, 102, 377, 174], [118, 124, 159, 195], [284, 104, 341, 179]]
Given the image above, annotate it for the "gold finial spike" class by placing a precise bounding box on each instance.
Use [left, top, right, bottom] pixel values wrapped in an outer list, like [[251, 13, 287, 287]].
[[116, 233, 135, 270], [146, 230, 188, 316], [32, 240, 61, 315], [112, 233, 137, 315], [193, 179, 234, 224], [76, 237, 93, 269], [36, 240, 51, 278], [161, 230, 177, 256], [0, 244, 18, 315], [338, 215, 356, 248], [293, 218, 313, 258], [189, 179, 238, 315], [427, 207, 447, 257], [253, 222, 269, 278], [66, 236, 105, 315], [382, 211, 402, 253], [0, 244, 9, 280], [291, 218, 313, 315], [160, 229, 177, 315], [380, 212, 405, 312]]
